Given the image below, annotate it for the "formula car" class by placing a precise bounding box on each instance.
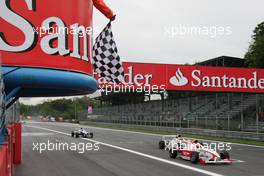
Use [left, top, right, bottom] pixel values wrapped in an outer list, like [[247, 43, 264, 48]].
[[168, 138, 231, 164], [71, 128, 94, 138]]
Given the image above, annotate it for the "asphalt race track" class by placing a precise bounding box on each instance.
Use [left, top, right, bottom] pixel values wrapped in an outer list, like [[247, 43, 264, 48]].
[[15, 121, 264, 176]]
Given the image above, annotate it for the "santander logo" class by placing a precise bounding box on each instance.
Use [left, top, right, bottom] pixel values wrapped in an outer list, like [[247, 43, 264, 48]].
[[169, 68, 264, 90], [170, 68, 188, 86]]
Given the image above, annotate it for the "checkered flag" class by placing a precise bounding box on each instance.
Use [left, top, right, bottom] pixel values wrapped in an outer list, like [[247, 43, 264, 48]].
[[92, 22, 124, 84]]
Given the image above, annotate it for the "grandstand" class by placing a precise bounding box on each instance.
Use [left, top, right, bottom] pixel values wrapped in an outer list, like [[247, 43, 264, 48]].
[[79, 56, 264, 133]]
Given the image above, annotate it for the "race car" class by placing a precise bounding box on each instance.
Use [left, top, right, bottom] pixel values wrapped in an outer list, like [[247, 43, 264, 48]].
[[71, 128, 94, 138], [168, 138, 231, 164]]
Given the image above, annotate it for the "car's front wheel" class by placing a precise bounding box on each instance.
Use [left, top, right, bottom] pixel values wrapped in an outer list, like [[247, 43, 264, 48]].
[[220, 151, 230, 160], [159, 141, 165, 149], [71, 132, 74, 137], [169, 149, 177, 159], [190, 152, 199, 164]]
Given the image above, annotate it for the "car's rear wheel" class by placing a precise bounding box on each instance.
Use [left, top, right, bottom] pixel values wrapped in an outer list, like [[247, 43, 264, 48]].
[[90, 133, 94, 138], [220, 151, 230, 159], [159, 141, 165, 149], [190, 152, 199, 164], [169, 149, 177, 159], [71, 132, 74, 137]]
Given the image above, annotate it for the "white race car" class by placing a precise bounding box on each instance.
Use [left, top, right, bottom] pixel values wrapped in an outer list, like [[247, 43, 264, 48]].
[[71, 128, 94, 138], [159, 135, 231, 164]]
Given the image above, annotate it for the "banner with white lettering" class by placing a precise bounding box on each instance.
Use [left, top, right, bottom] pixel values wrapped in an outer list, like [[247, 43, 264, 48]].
[[94, 62, 264, 93], [0, 0, 93, 74]]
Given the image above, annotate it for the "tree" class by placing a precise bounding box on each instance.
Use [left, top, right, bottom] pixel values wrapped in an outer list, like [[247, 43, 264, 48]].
[[245, 22, 264, 68], [19, 96, 100, 119]]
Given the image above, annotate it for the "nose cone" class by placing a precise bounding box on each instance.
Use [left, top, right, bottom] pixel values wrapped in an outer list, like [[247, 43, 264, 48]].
[[3, 67, 98, 97]]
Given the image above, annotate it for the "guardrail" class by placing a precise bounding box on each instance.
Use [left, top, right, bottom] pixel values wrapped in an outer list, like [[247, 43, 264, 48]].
[[80, 121, 264, 141]]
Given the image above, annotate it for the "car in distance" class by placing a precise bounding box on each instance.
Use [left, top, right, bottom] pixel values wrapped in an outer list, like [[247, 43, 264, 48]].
[[71, 128, 94, 138], [50, 117, 56, 122]]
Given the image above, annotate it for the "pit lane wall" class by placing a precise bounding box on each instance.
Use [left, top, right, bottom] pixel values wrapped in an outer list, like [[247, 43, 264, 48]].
[[0, 62, 21, 176], [0, 103, 21, 176]]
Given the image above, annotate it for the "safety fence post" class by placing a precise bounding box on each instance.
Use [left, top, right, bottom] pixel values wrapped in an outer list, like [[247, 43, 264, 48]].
[[13, 123, 21, 165]]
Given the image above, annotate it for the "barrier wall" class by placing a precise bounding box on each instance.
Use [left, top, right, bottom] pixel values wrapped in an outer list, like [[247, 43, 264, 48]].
[[13, 123, 21, 165], [0, 124, 13, 176], [0, 123, 21, 176], [0, 145, 8, 176]]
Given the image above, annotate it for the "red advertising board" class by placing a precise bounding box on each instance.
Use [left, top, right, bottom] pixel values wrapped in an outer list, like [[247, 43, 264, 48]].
[[0, 0, 93, 74], [95, 62, 264, 93]]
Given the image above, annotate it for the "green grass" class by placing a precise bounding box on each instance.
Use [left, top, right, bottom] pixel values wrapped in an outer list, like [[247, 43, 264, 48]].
[[81, 122, 264, 147]]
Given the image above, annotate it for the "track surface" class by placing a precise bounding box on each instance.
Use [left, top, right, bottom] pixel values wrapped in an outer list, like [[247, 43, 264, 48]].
[[15, 121, 264, 176]]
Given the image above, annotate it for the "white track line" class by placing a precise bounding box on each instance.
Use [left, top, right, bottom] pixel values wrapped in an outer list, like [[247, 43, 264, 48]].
[[28, 121, 264, 148], [22, 132, 54, 137], [25, 124, 225, 176], [231, 160, 244, 163]]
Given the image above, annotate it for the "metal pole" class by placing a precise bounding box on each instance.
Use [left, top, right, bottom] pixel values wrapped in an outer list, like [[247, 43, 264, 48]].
[[216, 114, 218, 130], [189, 95, 192, 112], [228, 114, 230, 131], [205, 116, 208, 129], [196, 114, 198, 128], [256, 94, 259, 133], [228, 93, 231, 110], [13, 104, 15, 122], [74, 98, 77, 121], [241, 94, 244, 131], [179, 114, 182, 129], [215, 93, 218, 109], [160, 114, 161, 127]]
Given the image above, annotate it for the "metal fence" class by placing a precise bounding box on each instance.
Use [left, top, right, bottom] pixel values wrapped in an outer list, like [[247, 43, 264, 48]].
[[0, 59, 4, 126], [0, 58, 20, 125], [79, 93, 264, 133], [79, 121, 264, 141], [5, 102, 20, 124]]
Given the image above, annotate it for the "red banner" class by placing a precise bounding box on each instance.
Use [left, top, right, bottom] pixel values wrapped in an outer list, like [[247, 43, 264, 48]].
[[95, 62, 264, 93], [0, 0, 93, 74]]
